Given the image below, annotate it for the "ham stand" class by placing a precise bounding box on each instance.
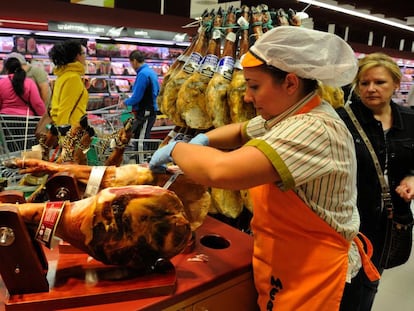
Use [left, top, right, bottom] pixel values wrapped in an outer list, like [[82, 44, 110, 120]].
[[0, 204, 49, 294]]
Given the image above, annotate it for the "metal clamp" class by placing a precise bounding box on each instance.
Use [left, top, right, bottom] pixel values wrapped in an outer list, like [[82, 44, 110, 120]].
[[0, 227, 15, 246]]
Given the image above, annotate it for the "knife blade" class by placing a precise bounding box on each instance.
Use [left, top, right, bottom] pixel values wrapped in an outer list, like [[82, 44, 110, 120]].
[[163, 171, 182, 189]]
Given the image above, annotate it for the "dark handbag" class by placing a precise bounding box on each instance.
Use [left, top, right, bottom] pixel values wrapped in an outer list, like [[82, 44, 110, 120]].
[[344, 105, 414, 269], [35, 111, 53, 140], [381, 208, 413, 269]]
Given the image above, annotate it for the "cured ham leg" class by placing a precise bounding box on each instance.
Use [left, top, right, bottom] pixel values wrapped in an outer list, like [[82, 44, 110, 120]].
[[227, 5, 256, 123], [158, 24, 200, 116], [160, 12, 211, 126], [176, 9, 223, 130], [205, 6, 237, 128], [3, 185, 191, 270], [57, 115, 94, 165], [4, 159, 210, 230], [103, 117, 134, 167]]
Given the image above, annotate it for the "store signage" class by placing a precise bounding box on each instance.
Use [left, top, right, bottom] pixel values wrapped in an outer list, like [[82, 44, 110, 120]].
[[127, 28, 189, 42], [48, 21, 189, 42], [48, 21, 127, 37]]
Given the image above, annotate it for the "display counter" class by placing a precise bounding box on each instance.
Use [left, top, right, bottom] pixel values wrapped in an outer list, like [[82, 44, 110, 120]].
[[0, 216, 258, 311]]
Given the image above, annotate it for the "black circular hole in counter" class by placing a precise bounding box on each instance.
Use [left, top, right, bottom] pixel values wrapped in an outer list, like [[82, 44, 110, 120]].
[[200, 234, 230, 249]]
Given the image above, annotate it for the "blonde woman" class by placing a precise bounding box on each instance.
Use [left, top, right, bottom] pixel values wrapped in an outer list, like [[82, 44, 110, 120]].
[[337, 52, 414, 310]]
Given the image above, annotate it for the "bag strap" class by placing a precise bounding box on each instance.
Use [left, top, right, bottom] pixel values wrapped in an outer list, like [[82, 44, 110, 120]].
[[16, 92, 37, 115], [68, 89, 85, 121], [344, 103, 397, 269], [344, 104, 393, 215], [9, 76, 38, 115]]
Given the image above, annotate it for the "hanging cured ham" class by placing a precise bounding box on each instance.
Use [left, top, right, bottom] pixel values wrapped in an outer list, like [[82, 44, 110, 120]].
[[157, 11, 205, 117], [159, 11, 212, 127], [176, 8, 224, 130], [227, 5, 256, 123], [204, 6, 237, 128]]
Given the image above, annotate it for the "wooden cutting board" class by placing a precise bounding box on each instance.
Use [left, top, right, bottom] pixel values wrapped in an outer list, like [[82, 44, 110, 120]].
[[4, 244, 176, 311]]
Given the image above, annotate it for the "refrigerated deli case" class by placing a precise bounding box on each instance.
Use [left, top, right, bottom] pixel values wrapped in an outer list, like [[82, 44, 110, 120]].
[[0, 216, 258, 311]]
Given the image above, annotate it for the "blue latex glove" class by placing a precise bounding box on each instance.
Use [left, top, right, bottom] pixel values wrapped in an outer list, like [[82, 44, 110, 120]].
[[149, 141, 178, 170], [189, 133, 209, 146]]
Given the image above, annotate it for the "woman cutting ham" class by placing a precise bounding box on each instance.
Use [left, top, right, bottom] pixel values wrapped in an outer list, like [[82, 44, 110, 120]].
[[150, 26, 379, 310]]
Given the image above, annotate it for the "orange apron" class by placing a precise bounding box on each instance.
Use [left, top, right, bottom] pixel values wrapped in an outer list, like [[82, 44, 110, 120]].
[[249, 183, 379, 311]]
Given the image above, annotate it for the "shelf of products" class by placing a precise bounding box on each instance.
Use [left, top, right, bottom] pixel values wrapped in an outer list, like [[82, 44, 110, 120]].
[[395, 58, 414, 106], [0, 35, 186, 113]]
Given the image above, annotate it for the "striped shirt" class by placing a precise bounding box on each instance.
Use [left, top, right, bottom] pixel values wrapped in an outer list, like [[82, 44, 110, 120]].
[[245, 95, 361, 279]]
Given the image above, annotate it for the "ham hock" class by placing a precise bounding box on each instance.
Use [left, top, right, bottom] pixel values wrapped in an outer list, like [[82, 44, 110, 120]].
[[1, 185, 192, 271]]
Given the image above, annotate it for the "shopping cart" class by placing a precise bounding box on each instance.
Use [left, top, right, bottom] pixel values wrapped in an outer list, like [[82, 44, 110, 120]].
[[87, 103, 162, 165], [87, 136, 162, 166], [0, 114, 42, 183], [0, 114, 41, 159]]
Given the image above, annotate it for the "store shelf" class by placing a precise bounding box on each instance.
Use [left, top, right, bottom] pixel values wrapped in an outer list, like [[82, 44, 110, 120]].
[[0, 33, 186, 113]]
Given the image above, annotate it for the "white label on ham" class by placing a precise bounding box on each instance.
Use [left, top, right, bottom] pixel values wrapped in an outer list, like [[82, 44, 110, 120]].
[[212, 29, 222, 40], [234, 59, 243, 70], [177, 54, 189, 62], [84, 166, 107, 198], [198, 54, 219, 78], [182, 52, 203, 74], [217, 56, 235, 81], [237, 16, 249, 29], [225, 32, 236, 43]]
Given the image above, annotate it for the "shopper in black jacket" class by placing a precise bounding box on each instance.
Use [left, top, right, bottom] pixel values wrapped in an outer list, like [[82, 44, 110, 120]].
[[336, 52, 414, 310]]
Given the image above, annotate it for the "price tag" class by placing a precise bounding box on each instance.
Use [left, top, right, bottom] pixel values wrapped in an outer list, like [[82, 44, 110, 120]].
[[35, 201, 65, 248], [84, 166, 107, 197]]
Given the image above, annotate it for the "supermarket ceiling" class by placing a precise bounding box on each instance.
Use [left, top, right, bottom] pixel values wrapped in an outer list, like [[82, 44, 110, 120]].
[[115, 0, 414, 46], [187, 0, 413, 22], [159, 0, 414, 51]]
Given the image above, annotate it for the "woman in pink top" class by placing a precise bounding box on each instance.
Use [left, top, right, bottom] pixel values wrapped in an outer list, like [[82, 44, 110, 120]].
[[0, 57, 46, 116]]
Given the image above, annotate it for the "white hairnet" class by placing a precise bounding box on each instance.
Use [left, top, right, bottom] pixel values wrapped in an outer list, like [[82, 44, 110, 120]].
[[246, 26, 358, 87]]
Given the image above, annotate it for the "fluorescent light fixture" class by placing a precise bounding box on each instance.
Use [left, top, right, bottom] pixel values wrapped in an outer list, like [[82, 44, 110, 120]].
[[175, 42, 191, 47], [34, 31, 111, 40], [115, 37, 184, 45], [0, 27, 32, 35], [0, 19, 47, 27], [298, 0, 414, 32], [173, 33, 188, 42]]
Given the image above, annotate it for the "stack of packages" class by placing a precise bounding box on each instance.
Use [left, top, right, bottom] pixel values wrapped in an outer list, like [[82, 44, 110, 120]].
[[157, 4, 302, 221]]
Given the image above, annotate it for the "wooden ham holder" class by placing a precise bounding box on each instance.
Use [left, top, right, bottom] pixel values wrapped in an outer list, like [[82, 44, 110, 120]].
[[0, 204, 49, 295], [0, 185, 177, 310], [45, 172, 81, 202]]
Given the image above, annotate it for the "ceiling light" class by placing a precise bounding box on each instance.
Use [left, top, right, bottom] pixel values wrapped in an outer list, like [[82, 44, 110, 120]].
[[34, 31, 110, 40], [115, 37, 184, 45], [175, 42, 191, 47], [0, 19, 47, 27], [297, 0, 414, 32], [0, 27, 32, 35]]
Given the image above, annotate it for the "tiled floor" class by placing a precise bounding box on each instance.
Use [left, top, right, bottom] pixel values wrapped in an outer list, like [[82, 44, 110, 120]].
[[372, 247, 414, 310], [372, 206, 414, 311]]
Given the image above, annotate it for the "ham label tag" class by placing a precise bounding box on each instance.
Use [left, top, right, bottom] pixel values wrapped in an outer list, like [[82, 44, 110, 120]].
[[35, 201, 66, 248]]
